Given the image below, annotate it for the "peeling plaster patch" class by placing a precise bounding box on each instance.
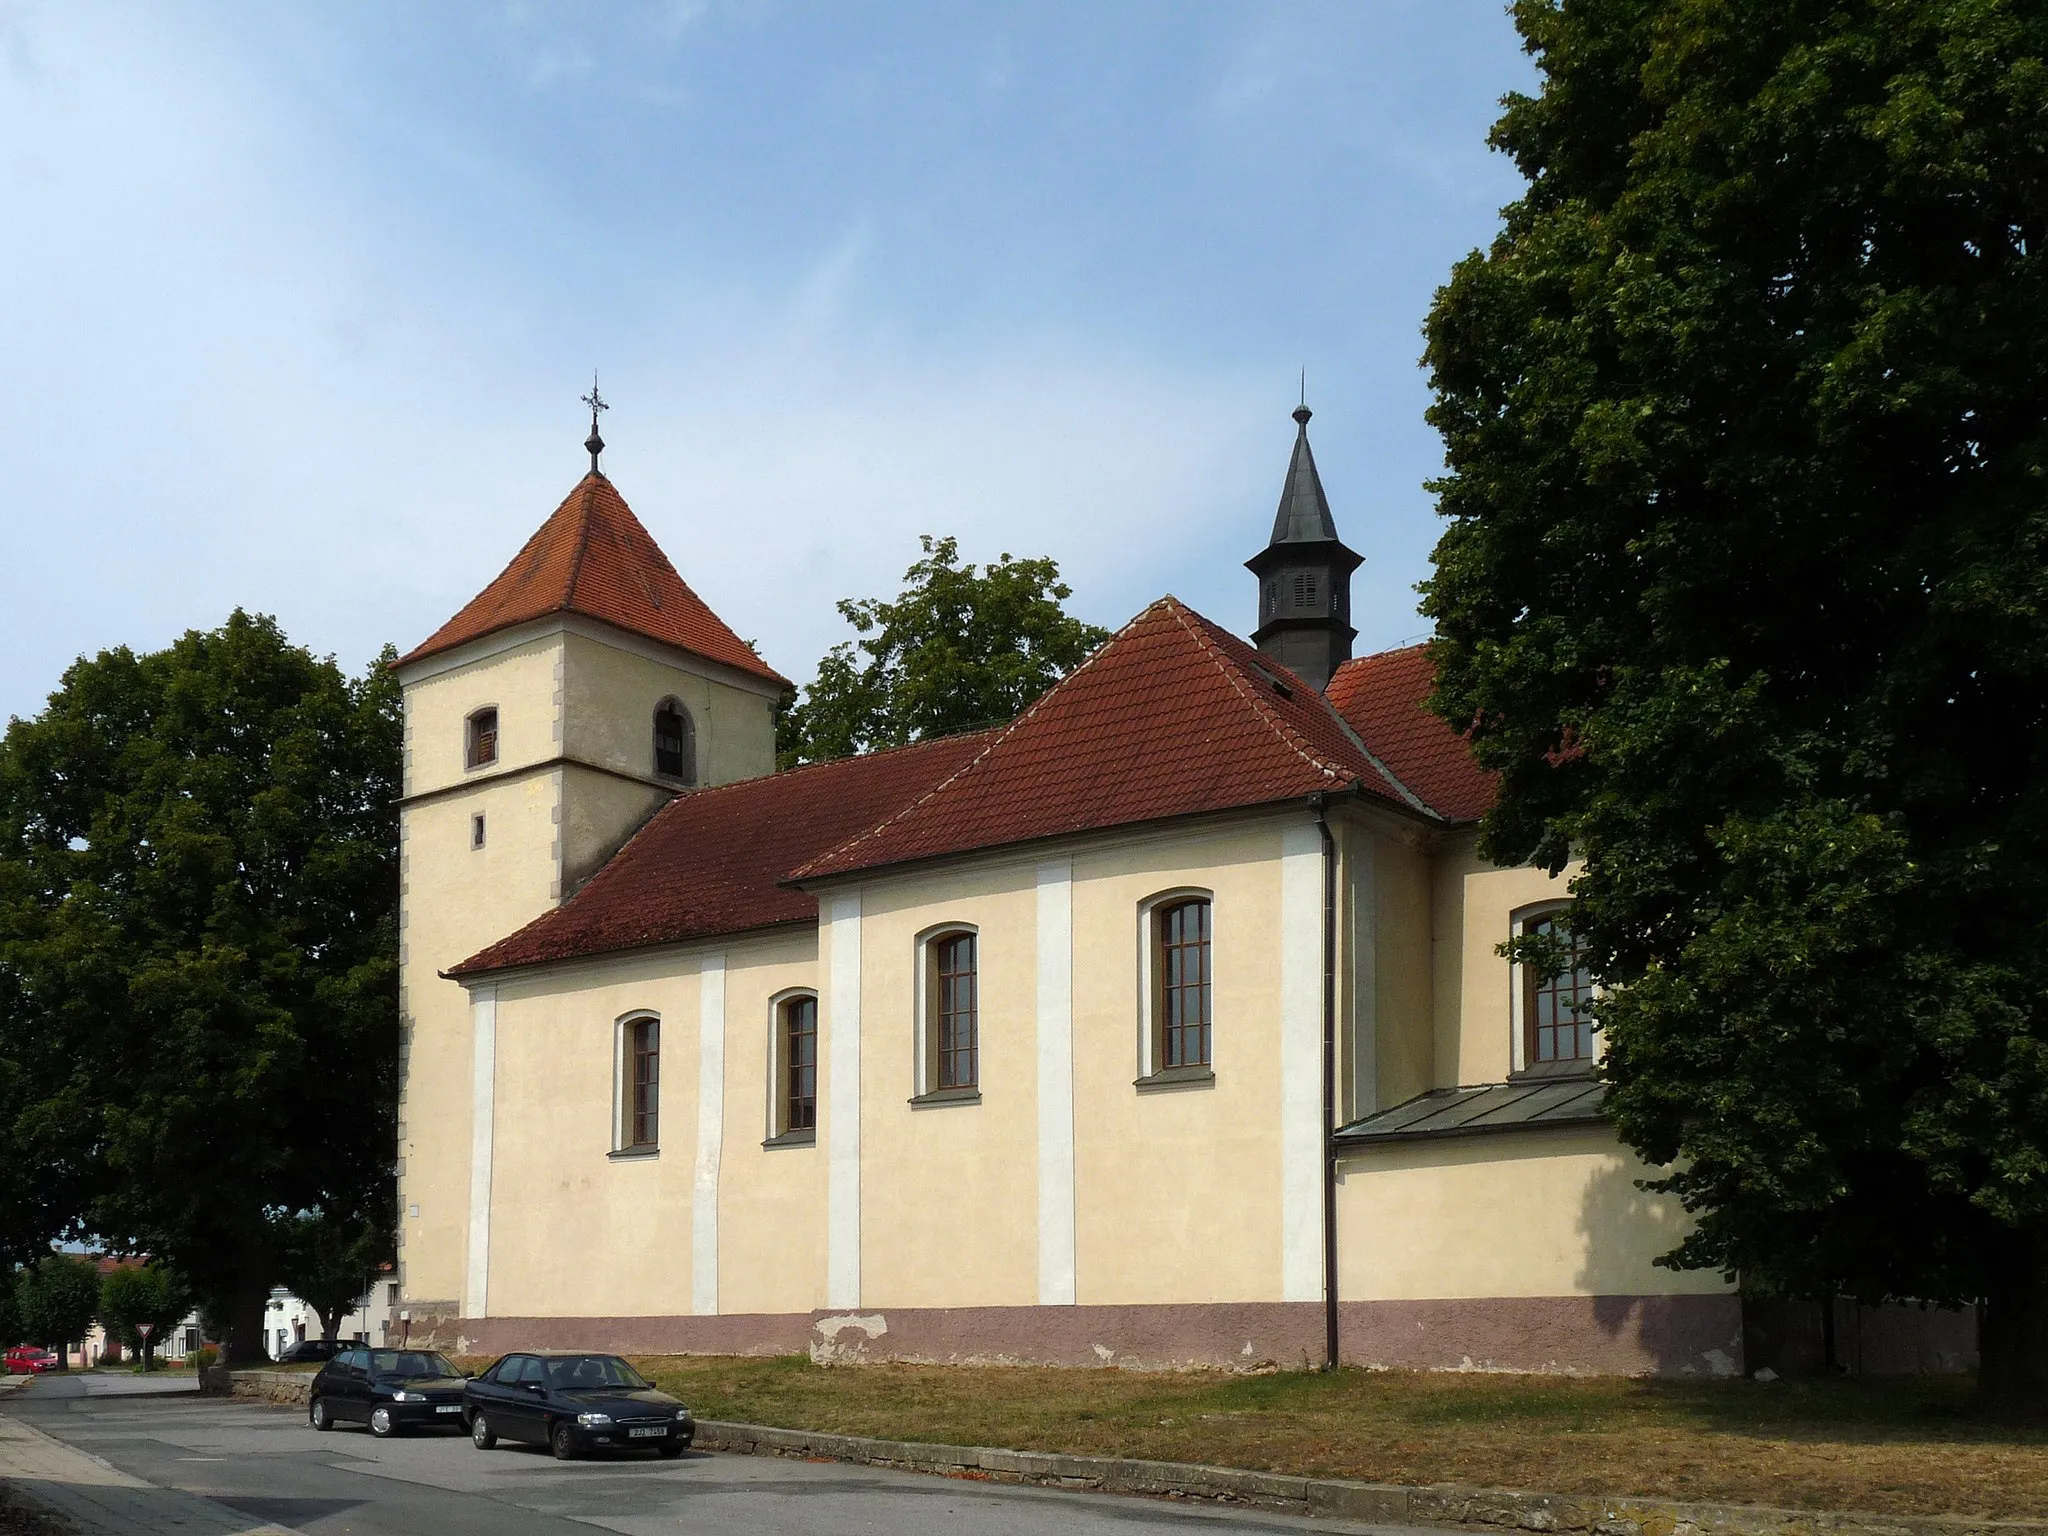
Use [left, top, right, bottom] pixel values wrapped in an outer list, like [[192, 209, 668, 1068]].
[[811, 1312, 888, 1362]]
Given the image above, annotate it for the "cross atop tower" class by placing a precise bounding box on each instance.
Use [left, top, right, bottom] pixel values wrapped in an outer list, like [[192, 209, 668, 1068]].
[[582, 373, 609, 475]]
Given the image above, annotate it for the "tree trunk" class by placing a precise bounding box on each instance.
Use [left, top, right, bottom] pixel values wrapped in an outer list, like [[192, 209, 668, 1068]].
[[1820, 1295, 1840, 1375], [1976, 1238, 2048, 1413], [222, 1273, 274, 1367], [320, 1306, 344, 1344]]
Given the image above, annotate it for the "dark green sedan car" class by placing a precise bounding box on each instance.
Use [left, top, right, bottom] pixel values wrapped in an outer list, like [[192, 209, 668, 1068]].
[[464, 1351, 694, 1460]]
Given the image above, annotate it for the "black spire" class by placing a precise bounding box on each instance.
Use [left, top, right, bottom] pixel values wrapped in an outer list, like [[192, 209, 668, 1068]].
[[581, 373, 609, 476], [1245, 400, 1361, 693]]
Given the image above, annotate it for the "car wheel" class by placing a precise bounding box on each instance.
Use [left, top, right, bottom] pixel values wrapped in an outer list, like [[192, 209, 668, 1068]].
[[309, 1397, 332, 1432], [470, 1413, 496, 1450], [656, 1442, 683, 1459], [550, 1421, 579, 1461], [369, 1405, 398, 1438]]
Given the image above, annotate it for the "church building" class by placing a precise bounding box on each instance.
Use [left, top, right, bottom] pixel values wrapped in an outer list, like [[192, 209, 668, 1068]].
[[391, 405, 1744, 1375]]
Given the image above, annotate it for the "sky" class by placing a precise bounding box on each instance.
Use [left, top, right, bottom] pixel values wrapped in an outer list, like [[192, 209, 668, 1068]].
[[0, 1, 1536, 722]]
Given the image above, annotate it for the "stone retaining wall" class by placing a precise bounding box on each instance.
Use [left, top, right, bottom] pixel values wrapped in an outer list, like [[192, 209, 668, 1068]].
[[229, 1370, 312, 1407]]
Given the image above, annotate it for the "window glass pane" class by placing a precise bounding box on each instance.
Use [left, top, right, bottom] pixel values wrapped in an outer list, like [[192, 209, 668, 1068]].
[[785, 996, 817, 1132], [630, 1019, 660, 1145], [934, 933, 977, 1089], [1525, 911, 1593, 1065], [1157, 899, 1212, 1069]]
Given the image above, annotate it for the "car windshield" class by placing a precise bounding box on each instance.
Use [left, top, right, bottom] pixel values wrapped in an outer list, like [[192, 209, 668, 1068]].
[[543, 1355, 649, 1391], [369, 1350, 457, 1380]]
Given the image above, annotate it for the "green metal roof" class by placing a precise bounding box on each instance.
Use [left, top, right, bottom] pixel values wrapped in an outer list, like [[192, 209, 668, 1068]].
[[1334, 1077, 1606, 1147]]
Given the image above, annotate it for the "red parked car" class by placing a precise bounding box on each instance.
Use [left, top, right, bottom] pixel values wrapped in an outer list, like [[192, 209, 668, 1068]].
[[5, 1347, 60, 1374]]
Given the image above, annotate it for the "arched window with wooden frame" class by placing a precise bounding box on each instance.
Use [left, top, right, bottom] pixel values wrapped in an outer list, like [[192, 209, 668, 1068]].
[[1154, 896, 1212, 1070], [1516, 906, 1595, 1072], [653, 698, 695, 784], [916, 928, 979, 1098], [465, 706, 499, 769], [616, 1014, 661, 1151], [768, 991, 819, 1143]]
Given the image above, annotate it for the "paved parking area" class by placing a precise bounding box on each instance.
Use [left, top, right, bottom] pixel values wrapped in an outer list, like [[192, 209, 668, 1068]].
[[1, 1381, 1438, 1536]]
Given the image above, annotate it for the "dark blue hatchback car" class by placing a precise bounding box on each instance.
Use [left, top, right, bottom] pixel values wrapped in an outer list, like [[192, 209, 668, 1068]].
[[463, 1351, 694, 1460]]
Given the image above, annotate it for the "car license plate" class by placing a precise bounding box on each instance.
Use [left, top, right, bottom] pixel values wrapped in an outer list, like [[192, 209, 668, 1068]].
[[436, 1405, 461, 1414], [628, 1426, 666, 1438]]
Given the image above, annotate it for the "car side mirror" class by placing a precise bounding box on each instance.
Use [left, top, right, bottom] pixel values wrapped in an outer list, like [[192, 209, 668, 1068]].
[[523, 1382, 544, 1394]]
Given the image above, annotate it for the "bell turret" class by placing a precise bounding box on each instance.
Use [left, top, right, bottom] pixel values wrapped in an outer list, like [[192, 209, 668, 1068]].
[[1245, 403, 1361, 692]]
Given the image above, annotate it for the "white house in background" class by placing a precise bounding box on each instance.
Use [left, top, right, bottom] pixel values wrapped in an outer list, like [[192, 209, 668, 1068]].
[[264, 1278, 399, 1360]]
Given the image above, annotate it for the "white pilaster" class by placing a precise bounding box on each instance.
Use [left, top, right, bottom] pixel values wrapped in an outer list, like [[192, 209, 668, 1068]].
[[463, 984, 498, 1319], [692, 953, 727, 1316], [1279, 823, 1324, 1303], [826, 893, 863, 1309], [1035, 859, 1077, 1305]]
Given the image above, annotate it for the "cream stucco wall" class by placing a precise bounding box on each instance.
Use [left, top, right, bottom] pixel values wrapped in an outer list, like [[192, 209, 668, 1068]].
[[484, 954, 705, 1318], [397, 763, 564, 1303], [1368, 826, 1436, 1107], [395, 618, 777, 1315], [713, 932, 830, 1317], [418, 766, 1716, 1338], [1069, 821, 1293, 1306], [560, 628, 777, 790], [1431, 833, 1578, 1086], [1336, 1126, 1729, 1300], [855, 864, 1042, 1310], [404, 635, 563, 799]]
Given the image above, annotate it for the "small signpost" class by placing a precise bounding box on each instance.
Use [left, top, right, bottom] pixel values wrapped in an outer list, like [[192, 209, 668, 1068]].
[[136, 1322, 154, 1371]]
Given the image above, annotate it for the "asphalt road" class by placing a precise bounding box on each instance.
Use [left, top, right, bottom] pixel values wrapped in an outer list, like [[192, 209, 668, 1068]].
[[5, 1376, 1436, 1536]]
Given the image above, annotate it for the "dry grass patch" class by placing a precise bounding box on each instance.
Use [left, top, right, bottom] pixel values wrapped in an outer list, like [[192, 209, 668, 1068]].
[[623, 1356, 2045, 1521]]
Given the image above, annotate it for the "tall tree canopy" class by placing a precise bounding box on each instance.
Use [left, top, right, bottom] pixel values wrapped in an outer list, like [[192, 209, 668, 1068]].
[[0, 612, 400, 1361], [778, 535, 1109, 766], [1423, 0, 2048, 1396]]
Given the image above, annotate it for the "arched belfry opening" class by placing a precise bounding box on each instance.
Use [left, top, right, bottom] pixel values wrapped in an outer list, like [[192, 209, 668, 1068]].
[[653, 698, 695, 784], [1245, 403, 1362, 693]]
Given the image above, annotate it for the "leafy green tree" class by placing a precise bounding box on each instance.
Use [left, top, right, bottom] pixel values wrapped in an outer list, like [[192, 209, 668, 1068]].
[[0, 613, 401, 1363], [99, 1261, 191, 1371], [1422, 0, 2048, 1399], [778, 536, 1109, 766], [273, 1207, 391, 1344], [16, 1254, 100, 1365]]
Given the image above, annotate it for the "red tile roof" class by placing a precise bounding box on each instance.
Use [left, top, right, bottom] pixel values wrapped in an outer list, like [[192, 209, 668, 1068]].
[[448, 731, 993, 976], [1325, 644, 1495, 824], [397, 472, 788, 686], [788, 597, 1423, 882], [450, 603, 1494, 979]]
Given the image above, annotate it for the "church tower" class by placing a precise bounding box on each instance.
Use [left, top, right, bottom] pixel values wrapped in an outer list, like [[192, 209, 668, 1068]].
[[1245, 402, 1362, 693], [389, 411, 786, 1335]]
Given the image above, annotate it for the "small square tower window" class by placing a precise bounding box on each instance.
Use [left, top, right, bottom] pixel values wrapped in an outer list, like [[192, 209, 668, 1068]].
[[471, 813, 486, 850]]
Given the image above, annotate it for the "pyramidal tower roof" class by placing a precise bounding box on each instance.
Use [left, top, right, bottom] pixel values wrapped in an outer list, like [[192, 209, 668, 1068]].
[[397, 471, 788, 686], [1267, 403, 1340, 545]]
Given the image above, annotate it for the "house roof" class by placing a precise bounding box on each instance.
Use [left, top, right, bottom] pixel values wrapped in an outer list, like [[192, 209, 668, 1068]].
[[1335, 1078, 1606, 1146], [447, 730, 993, 977], [787, 596, 1422, 883], [396, 472, 788, 686], [1324, 643, 1495, 824]]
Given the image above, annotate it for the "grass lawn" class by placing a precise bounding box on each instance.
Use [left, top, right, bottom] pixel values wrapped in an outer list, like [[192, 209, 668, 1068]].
[[607, 1357, 2045, 1521]]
